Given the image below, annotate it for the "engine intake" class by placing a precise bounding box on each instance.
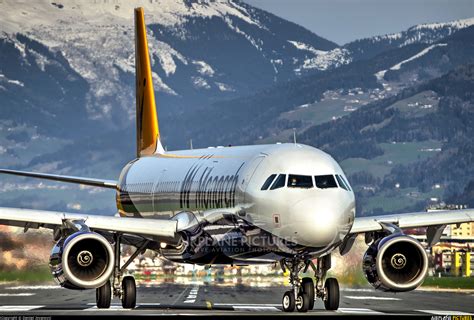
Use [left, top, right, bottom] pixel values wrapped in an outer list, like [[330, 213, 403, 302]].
[[363, 234, 428, 292], [50, 232, 114, 289]]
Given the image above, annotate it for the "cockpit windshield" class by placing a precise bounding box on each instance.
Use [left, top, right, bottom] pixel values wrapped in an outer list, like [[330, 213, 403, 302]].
[[261, 173, 348, 191], [314, 175, 338, 189], [287, 175, 313, 189]]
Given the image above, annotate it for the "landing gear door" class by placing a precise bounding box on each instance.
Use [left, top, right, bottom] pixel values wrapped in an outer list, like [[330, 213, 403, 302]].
[[242, 155, 265, 202]]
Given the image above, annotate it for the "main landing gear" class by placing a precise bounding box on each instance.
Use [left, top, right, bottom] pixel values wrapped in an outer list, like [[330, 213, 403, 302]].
[[280, 255, 339, 313], [96, 234, 149, 309]]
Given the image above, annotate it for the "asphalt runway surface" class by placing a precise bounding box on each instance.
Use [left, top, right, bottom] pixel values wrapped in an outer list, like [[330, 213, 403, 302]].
[[0, 282, 473, 316]]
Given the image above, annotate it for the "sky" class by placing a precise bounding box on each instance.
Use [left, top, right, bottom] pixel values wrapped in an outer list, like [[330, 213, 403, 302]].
[[245, 0, 474, 45]]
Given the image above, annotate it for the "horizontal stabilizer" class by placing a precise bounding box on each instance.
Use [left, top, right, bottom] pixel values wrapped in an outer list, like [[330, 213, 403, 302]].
[[0, 169, 117, 189]]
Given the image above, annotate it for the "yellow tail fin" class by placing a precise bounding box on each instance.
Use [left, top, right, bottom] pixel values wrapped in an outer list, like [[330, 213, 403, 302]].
[[134, 7, 164, 157]]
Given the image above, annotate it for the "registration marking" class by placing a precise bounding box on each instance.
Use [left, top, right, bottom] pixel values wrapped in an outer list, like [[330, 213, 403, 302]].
[[183, 285, 199, 303]]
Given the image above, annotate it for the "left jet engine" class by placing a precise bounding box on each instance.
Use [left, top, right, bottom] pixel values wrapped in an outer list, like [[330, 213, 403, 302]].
[[362, 234, 428, 292], [49, 232, 114, 289]]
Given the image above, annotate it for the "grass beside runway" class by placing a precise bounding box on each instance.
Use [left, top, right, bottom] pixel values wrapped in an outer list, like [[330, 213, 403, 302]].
[[0, 267, 52, 283], [422, 276, 474, 289]]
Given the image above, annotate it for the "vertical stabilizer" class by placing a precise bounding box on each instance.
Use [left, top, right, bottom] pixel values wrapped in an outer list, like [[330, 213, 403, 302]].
[[134, 7, 164, 157]]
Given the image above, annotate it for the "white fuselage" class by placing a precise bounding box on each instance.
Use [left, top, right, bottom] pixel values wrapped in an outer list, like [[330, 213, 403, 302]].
[[116, 143, 355, 262]]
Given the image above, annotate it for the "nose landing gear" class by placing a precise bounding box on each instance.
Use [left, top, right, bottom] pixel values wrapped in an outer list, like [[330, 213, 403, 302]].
[[322, 277, 340, 311], [280, 255, 339, 313]]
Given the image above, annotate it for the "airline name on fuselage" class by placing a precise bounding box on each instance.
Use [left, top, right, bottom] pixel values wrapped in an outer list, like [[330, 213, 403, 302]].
[[179, 162, 245, 210]]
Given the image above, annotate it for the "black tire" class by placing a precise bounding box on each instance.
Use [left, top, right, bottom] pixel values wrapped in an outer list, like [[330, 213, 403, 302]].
[[96, 281, 111, 309], [121, 276, 137, 309], [282, 290, 295, 312], [301, 277, 315, 310], [323, 278, 340, 311], [296, 292, 310, 313]]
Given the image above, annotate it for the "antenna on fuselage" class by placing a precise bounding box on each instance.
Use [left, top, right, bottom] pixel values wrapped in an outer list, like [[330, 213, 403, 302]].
[[293, 128, 297, 144], [190, 139, 193, 150]]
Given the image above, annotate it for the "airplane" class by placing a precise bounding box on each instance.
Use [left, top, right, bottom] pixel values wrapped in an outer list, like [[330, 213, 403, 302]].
[[0, 7, 473, 313]]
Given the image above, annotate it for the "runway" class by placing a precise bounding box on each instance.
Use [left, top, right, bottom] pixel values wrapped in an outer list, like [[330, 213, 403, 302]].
[[0, 283, 472, 316]]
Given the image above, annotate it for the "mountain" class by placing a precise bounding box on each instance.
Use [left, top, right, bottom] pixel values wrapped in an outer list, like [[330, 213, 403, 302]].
[[0, 0, 343, 125], [174, 26, 474, 149], [299, 64, 474, 215], [0, 0, 343, 213], [379, 26, 474, 83], [0, 34, 92, 137], [0, 1, 472, 215], [344, 17, 474, 61]]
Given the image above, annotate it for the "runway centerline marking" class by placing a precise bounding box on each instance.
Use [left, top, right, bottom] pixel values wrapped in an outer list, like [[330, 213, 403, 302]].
[[86, 303, 161, 308], [87, 306, 132, 311], [6, 285, 61, 290], [233, 306, 280, 311], [344, 295, 401, 301], [214, 303, 280, 307], [338, 307, 384, 314], [0, 306, 43, 311], [0, 293, 35, 297], [340, 288, 373, 292]]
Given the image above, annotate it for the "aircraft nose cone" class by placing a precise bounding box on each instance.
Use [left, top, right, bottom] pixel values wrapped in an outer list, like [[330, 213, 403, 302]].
[[291, 196, 352, 247]]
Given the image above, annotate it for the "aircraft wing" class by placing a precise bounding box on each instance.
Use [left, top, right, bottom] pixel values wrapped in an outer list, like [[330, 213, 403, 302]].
[[0, 207, 178, 243], [0, 169, 117, 189], [350, 208, 474, 234]]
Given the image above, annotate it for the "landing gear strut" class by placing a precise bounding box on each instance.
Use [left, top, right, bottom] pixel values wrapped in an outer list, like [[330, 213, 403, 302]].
[[95, 234, 148, 309], [280, 254, 339, 312]]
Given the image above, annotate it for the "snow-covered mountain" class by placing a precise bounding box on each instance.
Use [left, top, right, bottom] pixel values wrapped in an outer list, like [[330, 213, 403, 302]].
[[374, 25, 474, 84], [0, 0, 346, 123], [0, 2, 473, 215], [345, 17, 474, 61], [1, 0, 471, 125]]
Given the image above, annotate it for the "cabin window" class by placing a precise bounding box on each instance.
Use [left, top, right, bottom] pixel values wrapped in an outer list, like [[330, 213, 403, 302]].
[[314, 175, 338, 189], [270, 174, 286, 190], [261, 174, 277, 190], [287, 175, 313, 189]]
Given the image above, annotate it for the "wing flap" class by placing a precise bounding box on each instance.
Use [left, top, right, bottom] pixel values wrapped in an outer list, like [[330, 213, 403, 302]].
[[0, 169, 117, 189], [0, 207, 177, 241], [350, 208, 474, 234]]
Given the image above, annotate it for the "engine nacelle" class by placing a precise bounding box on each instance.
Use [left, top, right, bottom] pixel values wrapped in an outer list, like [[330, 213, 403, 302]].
[[49, 232, 114, 289], [363, 234, 428, 292]]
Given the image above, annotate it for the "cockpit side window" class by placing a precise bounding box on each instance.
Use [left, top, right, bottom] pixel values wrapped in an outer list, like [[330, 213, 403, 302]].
[[270, 174, 286, 190], [341, 175, 352, 191], [261, 174, 277, 190], [314, 175, 338, 189], [287, 174, 313, 189], [336, 174, 349, 191]]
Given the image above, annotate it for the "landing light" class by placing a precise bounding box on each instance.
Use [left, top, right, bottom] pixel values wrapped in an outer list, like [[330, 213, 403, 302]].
[[160, 242, 167, 249]]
